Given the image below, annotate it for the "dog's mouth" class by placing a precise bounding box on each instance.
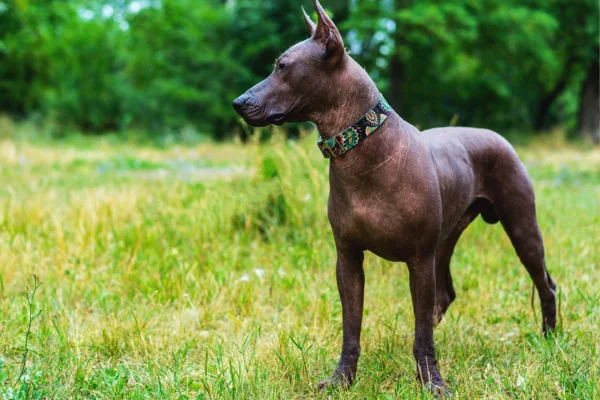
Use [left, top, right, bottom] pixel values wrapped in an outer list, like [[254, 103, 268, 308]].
[[233, 96, 286, 127], [241, 109, 286, 127], [268, 113, 286, 126]]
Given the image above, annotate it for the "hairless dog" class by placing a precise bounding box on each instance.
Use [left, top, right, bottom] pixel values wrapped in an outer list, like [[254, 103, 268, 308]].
[[233, 1, 557, 395]]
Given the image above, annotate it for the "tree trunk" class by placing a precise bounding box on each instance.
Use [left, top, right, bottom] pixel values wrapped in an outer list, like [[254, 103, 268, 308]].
[[534, 59, 574, 131], [577, 60, 599, 144], [388, 55, 404, 115]]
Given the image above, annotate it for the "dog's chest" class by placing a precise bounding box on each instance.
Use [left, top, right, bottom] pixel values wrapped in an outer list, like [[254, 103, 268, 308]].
[[328, 189, 431, 262]]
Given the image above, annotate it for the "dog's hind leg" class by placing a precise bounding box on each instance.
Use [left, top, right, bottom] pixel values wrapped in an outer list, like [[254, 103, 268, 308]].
[[434, 203, 480, 325], [491, 161, 557, 334]]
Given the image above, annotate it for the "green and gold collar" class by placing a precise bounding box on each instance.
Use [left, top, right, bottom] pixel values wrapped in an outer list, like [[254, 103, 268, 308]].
[[317, 95, 393, 158]]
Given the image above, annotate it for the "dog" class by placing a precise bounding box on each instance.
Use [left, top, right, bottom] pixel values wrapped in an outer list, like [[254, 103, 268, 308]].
[[233, 0, 557, 395]]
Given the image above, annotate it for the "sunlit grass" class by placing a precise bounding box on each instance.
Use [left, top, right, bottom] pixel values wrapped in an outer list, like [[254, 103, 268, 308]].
[[0, 129, 598, 399]]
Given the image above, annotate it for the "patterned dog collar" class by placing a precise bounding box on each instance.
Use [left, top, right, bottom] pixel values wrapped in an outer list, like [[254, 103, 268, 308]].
[[317, 95, 393, 158]]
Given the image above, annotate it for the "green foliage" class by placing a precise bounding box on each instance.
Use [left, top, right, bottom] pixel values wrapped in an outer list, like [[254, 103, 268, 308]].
[[538, 0, 600, 130], [348, 0, 565, 129], [231, 0, 313, 79], [0, 0, 598, 137], [46, 8, 127, 131], [125, 0, 249, 137], [350, 0, 598, 132], [0, 0, 127, 130]]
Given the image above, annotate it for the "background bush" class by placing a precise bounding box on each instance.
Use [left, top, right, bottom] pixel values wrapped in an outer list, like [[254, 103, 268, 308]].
[[0, 0, 598, 140]]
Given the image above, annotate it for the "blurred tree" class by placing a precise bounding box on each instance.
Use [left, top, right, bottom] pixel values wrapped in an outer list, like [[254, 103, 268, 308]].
[[0, 0, 596, 139], [0, 0, 126, 131], [347, 0, 559, 130], [124, 0, 248, 137], [231, 0, 349, 80], [0, 0, 64, 117], [45, 7, 127, 131], [533, 0, 599, 137], [578, 59, 599, 143]]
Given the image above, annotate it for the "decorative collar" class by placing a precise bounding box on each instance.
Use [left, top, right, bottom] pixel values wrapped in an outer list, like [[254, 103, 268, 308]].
[[317, 95, 393, 158]]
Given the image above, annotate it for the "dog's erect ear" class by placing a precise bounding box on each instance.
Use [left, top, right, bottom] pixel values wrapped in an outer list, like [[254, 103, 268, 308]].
[[302, 7, 316, 36], [312, 0, 345, 63]]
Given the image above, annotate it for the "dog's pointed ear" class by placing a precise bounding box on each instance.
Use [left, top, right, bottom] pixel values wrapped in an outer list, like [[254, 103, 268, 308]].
[[312, 0, 345, 63], [302, 7, 316, 36]]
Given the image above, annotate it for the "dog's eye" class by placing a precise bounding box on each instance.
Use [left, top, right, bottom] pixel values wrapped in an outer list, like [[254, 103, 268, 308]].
[[277, 62, 286, 73]]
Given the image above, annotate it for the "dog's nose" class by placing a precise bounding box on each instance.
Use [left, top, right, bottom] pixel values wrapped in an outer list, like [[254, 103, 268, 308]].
[[232, 95, 247, 113]]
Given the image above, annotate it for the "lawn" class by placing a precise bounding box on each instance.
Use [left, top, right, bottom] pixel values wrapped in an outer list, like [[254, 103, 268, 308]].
[[0, 127, 598, 399]]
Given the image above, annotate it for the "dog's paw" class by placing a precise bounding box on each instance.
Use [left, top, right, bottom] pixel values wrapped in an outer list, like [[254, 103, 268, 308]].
[[316, 371, 353, 391], [415, 371, 450, 398], [425, 382, 452, 398]]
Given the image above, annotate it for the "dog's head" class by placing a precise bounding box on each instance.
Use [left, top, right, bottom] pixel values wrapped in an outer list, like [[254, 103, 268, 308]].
[[233, 0, 347, 127]]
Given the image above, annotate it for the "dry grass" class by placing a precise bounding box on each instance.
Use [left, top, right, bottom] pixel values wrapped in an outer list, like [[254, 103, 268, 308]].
[[0, 130, 598, 399]]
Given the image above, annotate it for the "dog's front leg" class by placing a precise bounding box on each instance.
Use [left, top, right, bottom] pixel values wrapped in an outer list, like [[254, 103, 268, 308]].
[[408, 254, 449, 395], [318, 246, 364, 390]]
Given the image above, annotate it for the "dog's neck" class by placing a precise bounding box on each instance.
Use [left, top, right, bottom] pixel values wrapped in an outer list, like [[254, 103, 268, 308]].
[[313, 56, 382, 139], [312, 56, 415, 171]]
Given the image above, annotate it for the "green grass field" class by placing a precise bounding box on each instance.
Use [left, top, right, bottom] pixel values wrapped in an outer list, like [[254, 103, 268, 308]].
[[0, 126, 599, 399]]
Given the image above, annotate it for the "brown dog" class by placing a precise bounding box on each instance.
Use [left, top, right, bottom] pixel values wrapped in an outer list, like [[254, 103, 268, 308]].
[[233, 0, 557, 395]]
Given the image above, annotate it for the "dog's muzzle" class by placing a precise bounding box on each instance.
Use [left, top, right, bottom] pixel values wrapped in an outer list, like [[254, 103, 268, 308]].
[[232, 95, 250, 114], [233, 95, 285, 126]]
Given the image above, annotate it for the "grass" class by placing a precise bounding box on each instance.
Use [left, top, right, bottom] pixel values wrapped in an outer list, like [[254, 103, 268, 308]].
[[0, 127, 598, 399]]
